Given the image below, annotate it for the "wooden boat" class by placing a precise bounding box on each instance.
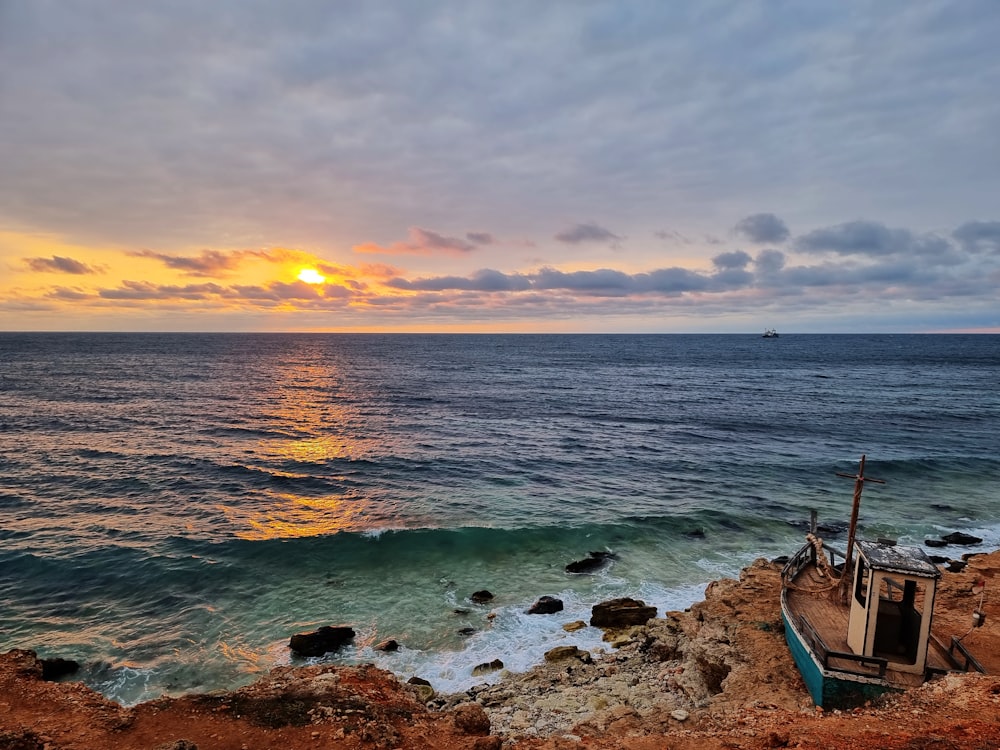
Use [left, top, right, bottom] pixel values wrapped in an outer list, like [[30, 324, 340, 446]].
[[780, 456, 987, 708]]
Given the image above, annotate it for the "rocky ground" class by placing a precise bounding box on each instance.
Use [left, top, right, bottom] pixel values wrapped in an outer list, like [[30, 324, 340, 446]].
[[3, 548, 999, 750]]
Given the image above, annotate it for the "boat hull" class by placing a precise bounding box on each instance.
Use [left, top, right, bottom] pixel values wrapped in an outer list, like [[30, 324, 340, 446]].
[[781, 607, 899, 709]]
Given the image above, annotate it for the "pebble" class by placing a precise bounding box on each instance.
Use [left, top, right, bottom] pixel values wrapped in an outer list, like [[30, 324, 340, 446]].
[[671, 709, 690, 722]]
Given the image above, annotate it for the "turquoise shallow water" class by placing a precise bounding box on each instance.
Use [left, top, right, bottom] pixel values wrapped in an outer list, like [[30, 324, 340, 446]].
[[1, 333, 998, 702]]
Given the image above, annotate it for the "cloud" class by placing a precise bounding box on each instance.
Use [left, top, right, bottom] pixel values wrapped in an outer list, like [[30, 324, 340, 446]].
[[795, 221, 955, 263], [712, 250, 753, 270], [99, 281, 227, 300], [466, 232, 494, 245], [353, 227, 477, 256], [953, 221, 1000, 254], [129, 249, 257, 276], [24, 255, 100, 274], [554, 223, 622, 245], [390, 268, 531, 292], [754, 249, 786, 275], [733, 214, 790, 244]]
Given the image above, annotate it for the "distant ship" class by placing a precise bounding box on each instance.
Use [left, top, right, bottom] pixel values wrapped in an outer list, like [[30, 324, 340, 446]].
[[762, 328, 779, 338]]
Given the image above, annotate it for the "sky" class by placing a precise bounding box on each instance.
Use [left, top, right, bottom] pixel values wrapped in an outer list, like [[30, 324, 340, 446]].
[[2, 1, 999, 333]]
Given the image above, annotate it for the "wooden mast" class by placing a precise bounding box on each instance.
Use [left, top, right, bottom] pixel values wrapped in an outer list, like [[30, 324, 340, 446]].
[[836, 454, 885, 602]]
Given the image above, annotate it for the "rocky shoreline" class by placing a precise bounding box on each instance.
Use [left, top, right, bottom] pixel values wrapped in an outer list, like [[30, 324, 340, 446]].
[[3, 550, 999, 749]]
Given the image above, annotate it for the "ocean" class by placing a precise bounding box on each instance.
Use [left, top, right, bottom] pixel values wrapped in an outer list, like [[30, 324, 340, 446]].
[[1, 333, 998, 704]]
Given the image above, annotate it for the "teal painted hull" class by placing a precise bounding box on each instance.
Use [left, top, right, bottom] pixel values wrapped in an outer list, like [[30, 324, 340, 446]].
[[781, 610, 898, 709]]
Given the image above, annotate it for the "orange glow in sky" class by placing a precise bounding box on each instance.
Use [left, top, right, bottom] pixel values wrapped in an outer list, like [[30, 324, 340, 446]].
[[297, 268, 326, 285]]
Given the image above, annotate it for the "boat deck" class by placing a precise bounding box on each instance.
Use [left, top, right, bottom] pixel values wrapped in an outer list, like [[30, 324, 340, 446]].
[[784, 561, 955, 684]]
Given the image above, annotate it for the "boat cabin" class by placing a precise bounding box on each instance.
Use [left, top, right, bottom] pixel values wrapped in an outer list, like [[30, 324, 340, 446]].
[[846, 540, 941, 674]]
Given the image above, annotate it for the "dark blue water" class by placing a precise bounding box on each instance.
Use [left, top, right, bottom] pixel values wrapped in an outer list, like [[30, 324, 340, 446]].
[[1, 333, 997, 702]]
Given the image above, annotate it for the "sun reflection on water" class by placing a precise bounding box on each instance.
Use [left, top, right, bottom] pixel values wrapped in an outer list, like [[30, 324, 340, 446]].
[[226, 492, 368, 541]]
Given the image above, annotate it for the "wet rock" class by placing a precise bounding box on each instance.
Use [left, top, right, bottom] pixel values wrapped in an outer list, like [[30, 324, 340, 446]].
[[527, 595, 564, 615], [562, 620, 587, 632], [40, 657, 80, 681], [457, 627, 477, 636], [470, 590, 494, 604], [590, 598, 658, 628], [684, 529, 706, 539], [942, 532, 983, 545], [565, 551, 618, 574], [289, 625, 356, 657], [472, 659, 504, 676], [374, 639, 399, 652], [925, 539, 949, 548]]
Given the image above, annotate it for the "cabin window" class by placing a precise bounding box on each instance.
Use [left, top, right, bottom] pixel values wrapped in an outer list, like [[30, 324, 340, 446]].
[[854, 559, 870, 607]]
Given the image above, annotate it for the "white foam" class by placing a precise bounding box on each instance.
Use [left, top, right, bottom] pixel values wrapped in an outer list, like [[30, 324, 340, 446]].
[[348, 582, 707, 695]]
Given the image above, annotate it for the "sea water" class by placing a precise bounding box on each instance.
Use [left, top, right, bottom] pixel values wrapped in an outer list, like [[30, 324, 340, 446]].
[[1, 333, 998, 704]]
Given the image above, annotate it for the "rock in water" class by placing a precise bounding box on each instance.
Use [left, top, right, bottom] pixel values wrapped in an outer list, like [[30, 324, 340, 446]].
[[942, 532, 983, 545], [565, 551, 618, 574], [527, 595, 564, 614], [590, 598, 657, 628], [289, 625, 356, 657], [470, 590, 494, 604], [40, 657, 80, 681], [472, 659, 504, 676]]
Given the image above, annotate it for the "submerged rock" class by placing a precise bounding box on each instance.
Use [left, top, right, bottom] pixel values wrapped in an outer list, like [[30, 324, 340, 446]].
[[566, 551, 618, 574], [470, 590, 495, 604], [527, 596, 564, 615], [289, 625, 356, 657], [942, 532, 983, 545]]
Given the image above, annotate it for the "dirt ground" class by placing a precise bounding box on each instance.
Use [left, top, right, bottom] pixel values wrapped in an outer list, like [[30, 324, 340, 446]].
[[2, 549, 999, 750]]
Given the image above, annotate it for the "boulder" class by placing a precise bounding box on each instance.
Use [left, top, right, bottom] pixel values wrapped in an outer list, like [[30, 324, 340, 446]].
[[374, 639, 399, 652], [544, 645, 592, 664], [590, 598, 657, 628], [925, 539, 949, 548], [289, 625, 355, 657], [470, 590, 494, 604], [453, 702, 491, 735], [527, 595, 564, 615], [566, 551, 618, 574]]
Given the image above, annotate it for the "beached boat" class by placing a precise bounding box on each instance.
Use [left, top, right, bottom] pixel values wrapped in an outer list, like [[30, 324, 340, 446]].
[[780, 456, 987, 708]]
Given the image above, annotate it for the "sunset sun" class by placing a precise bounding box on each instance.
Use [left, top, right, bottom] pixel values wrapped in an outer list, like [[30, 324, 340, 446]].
[[297, 268, 325, 285]]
